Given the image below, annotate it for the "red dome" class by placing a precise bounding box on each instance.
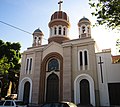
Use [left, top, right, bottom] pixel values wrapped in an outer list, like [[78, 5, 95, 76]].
[[51, 11, 69, 22]]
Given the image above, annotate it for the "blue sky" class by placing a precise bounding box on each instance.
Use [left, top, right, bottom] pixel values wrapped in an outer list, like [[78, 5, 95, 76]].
[[0, 0, 119, 54]]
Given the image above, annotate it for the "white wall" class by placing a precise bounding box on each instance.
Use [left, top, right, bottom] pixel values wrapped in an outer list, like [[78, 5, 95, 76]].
[[96, 51, 120, 106]]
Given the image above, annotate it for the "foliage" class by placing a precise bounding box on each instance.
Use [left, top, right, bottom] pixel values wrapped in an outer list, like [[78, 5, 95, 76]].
[[0, 56, 10, 75], [89, 0, 120, 30], [0, 39, 21, 97], [0, 40, 21, 72]]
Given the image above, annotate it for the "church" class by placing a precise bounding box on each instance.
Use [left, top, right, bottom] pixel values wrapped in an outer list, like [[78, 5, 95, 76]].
[[18, 1, 120, 106]]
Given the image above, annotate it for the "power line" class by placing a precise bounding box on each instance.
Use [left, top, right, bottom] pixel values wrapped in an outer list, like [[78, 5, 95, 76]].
[[0, 20, 48, 41], [0, 20, 32, 35]]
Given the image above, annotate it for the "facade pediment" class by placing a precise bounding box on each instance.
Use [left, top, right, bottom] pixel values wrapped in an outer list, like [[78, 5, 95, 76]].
[[42, 41, 63, 59]]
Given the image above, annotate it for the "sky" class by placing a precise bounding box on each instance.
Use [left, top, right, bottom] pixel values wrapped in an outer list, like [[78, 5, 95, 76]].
[[0, 0, 119, 55]]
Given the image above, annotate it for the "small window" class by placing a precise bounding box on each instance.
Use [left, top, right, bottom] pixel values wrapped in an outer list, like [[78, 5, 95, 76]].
[[38, 37, 41, 40], [34, 36, 37, 40], [54, 27, 57, 35], [26, 59, 29, 72], [25, 58, 33, 74], [38, 37, 41, 45], [80, 51, 83, 66], [29, 58, 32, 72], [78, 50, 89, 70], [63, 27, 66, 35], [84, 51, 88, 65], [87, 27, 90, 33], [59, 27, 62, 35], [82, 26, 85, 33], [34, 37, 37, 44]]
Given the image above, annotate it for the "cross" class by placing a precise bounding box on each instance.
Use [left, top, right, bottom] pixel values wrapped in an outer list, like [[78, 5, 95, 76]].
[[58, 0, 63, 11], [98, 56, 104, 83]]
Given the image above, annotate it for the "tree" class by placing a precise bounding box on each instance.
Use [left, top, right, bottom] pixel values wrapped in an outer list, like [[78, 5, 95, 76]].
[[0, 56, 10, 75], [0, 39, 21, 98], [89, 0, 120, 30]]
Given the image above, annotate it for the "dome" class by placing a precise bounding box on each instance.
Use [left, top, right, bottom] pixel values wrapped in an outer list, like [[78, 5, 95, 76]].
[[33, 28, 44, 36], [34, 28, 42, 33], [49, 11, 70, 28], [79, 17, 90, 22], [78, 17, 91, 27], [51, 11, 69, 22]]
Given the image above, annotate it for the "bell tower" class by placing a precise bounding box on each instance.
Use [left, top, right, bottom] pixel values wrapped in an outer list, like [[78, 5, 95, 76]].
[[78, 17, 91, 39], [32, 28, 44, 47], [48, 0, 70, 44]]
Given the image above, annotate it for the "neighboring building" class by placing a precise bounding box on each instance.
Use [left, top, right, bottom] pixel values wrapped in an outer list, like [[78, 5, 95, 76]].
[[18, 1, 120, 106], [96, 49, 120, 106]]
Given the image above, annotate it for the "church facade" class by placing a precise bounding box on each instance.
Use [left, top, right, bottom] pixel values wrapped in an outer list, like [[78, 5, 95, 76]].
[[18, 1, 120, 106]]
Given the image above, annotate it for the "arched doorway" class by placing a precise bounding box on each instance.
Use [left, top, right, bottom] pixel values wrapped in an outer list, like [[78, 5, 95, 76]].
[[23, 81, 30, 104], [80, 79, 90, 105], [74, 74, 95, 106], [46, 73, 59, 102]]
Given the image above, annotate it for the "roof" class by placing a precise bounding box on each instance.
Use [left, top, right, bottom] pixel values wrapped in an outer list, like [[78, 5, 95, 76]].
[[51, 11, 69, 22], [33, 28, 44, 36], [112, 55, 120, 63], [34, 28, 42, 33], [79, 17, 90, 23]]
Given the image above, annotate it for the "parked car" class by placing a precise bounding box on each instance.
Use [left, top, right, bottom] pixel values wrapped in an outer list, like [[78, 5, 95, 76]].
[[0, 100, 27, 107], [41, 101, 77, 107]]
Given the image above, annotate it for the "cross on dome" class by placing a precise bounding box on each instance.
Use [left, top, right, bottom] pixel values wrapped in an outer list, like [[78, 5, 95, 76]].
[[58, 0, 63, 11]]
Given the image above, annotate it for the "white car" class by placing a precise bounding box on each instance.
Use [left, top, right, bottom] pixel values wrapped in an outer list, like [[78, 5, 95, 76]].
[[0, 100, 27, 107]]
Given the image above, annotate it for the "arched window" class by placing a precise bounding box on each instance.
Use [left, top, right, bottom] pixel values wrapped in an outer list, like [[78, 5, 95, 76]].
[[38, 37, 41, 40], [48, 58, 59, 72], [84, 51, 88, 65], [63, 27, 66, 35], [58, 27, 62, 35], [87, 27, 90, 34], [80, 51, 83, 66], [54, 27, 57, 35], [25, 58, 33, 74], [82, 26, 85, 33], [26, 59, 29, 73], [38, 37, 41, 45], [34, 36, 37, 40], [29, 58, 32, 73], [34, 36, 37, 43], [78, 50, 89, 70]]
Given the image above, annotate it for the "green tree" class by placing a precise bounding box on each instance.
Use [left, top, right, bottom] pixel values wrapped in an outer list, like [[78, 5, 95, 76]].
[[0, 39, 21, 98], [0, 56, 10, 75], [89, 0, 120, 30]]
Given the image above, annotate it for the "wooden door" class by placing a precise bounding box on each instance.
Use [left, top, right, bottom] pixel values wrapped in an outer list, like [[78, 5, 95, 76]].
[[46, 73, 59, 102], [80, 79, 90, 105], [23, 81, 30, 104]]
